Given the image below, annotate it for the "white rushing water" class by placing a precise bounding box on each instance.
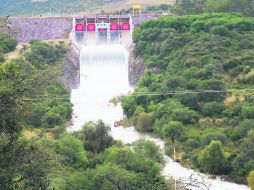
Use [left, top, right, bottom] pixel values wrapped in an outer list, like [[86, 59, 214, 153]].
[[69, 32, 250, 190]]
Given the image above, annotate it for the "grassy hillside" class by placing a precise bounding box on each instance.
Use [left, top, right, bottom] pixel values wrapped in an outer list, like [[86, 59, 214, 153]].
[[0, 0, 120, 16], [123, 13, 254, 183]]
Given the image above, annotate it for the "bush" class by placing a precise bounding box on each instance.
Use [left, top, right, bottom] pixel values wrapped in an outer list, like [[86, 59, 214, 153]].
[[135, 112, 153, 132], [242, 104, 254, 119], [171, 107, 198, 124], [210, 25, 229, 36], [56, 133, 88, 168], [133, 140, 164, 164], [202, 101, 225, 116], [198, 140, 227, 174], [41, 111, 63, 128], [235, 120, 254, 139], [185, 138, 201, 149], [0, 37, 17, 53], [0, 52, 5, 62], [201, 132, 227, 146]]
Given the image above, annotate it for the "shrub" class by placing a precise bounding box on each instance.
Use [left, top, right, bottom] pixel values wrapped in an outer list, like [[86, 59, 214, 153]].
[[0, 52, 5, 62], [171, 107, 198, 124], [210, 25, 229, 36], [198, 140, 227, 174], [235, 120, 254, 139], [201, 132, 227, 146], [56, 134, 88, 168], [133, 140, 164, 163], [135, 112, 152, 132], [41, 111, 63, 128], [242, 104, 254, 119], [201, 101, 225, 116], [0, 37, 17, 53], [186, 138, 201, 149]]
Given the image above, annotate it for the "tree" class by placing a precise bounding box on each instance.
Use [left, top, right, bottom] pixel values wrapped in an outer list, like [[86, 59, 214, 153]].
[[247, 171, 254, 190], [201, 101, 225, 116], [133, 140, 164, 163], [163, 121, 183, 160], [56, 133, 88, 168], [91, 164, 138, 190], [103, 146, 168, 190], [0, 136, 53, 190], [122, 96, 137, 118], [79, 120, 113, 153], [198, 140, 227, 174]]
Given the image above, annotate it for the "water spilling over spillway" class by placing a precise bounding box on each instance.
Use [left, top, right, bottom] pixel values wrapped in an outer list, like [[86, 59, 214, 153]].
[[70, 45, 132, 130], [69, 31, 250, 190]]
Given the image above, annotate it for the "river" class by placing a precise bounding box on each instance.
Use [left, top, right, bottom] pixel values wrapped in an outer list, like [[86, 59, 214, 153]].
[[68, 31, 250, 190]]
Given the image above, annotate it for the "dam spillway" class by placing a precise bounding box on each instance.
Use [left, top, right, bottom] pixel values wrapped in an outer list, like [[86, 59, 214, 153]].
[[70, 44, 132, 130]]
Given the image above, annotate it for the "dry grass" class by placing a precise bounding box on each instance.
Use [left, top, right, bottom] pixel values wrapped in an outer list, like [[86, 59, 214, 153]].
[[4, 43, 25, 61], [224, 96, 237, 107], [122, 0, 174, 6], [23, 129, 40, 140], [78, 0, 175, 14]]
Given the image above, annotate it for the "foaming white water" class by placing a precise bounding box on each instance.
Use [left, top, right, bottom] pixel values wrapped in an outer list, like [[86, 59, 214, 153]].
[[69, 41, 249, 190], [69, 45, 133, 130]]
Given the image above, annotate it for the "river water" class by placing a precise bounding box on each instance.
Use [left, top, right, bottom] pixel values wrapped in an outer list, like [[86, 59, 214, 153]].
[[69, 31, 250, 190]]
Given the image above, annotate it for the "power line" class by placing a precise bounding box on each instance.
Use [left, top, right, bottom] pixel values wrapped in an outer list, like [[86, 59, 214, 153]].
[[130, 89, 254, 96], [21, 88, 254, 101]]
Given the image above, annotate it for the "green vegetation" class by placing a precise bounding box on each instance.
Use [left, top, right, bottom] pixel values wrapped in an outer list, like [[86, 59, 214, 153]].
[[0, 0, 120, 16], [122, 13, 254, 183], [0, 17, 18, 62], [173, 0, 254, 17], [0, 18, 170, 190], [198, 140, 227, 174]]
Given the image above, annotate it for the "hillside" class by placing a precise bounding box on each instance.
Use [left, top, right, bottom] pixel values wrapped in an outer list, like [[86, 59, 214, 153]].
[[122, 13, 254, 183], [0, 0, 120, 16], [0, 0, 174, 16]]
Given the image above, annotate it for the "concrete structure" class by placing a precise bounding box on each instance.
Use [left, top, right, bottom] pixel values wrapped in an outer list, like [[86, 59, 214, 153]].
[[75, 15, 131, 32]]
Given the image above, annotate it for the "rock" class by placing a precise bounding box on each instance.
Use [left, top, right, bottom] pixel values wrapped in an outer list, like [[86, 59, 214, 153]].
[[128, 44, 145, 85]]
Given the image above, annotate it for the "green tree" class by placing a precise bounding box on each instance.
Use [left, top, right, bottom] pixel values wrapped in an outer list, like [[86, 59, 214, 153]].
[[91, 164, 138, 190], [198, 140, 227, 174], [79, 120, 113, 153], [0, 136, 53, 190], [163, 121, 183, 160], [56, 133, 88, 168], [133, 140, 164, 163], [201, 101, 225, 116]]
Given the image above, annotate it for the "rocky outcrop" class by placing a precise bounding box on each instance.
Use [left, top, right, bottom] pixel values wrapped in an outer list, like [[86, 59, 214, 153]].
[[128, 44, 145, 85], [59, 44, 80, 91]]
